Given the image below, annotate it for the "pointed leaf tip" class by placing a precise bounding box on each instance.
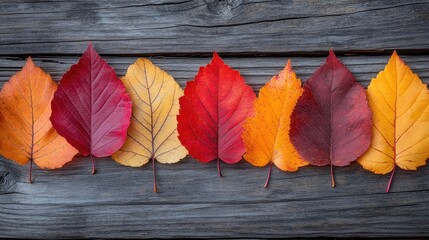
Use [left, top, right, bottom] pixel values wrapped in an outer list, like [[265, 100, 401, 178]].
[[85, 42, 99, 58], [212, 51, 223, 65], [327, 49, 338, 61], [87, 42, 94, 50], [286, 59, 292, 70], [24, 57, 36, 69], [389, 50, 403, 66]]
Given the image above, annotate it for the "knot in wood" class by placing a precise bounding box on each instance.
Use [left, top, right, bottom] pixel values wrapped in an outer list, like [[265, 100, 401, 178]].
[[205, 0, 243, 17], [0, 160, 18, 194]]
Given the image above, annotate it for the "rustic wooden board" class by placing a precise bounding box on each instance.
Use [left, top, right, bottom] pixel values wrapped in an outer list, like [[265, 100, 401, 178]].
[[0, 0, 428, 55], [0, 158, 428, 238], [1, 0, 429, 238], [0, 55, 428, 238], [1, 54, 429, 88]]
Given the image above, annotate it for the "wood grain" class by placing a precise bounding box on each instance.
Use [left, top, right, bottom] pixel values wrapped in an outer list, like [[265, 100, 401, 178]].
[[0, 0, 428, 55], [1, 54, 428, 89], [0, 55, 428, 238], [1, 0, 429, 238], [0, 157, 428, 238]]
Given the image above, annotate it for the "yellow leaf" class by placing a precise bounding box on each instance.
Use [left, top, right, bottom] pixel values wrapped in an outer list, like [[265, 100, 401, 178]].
[[358, 51, 429, 192], [112, 58, 187, 192], [242, 60, 308, 187], [0, 58, 78, 182]]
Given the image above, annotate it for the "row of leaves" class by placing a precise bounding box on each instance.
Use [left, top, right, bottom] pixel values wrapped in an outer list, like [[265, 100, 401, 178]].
[[0, 43, 427, 193]]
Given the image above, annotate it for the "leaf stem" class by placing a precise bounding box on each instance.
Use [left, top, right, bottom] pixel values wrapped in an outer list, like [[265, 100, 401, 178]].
[[152, 157, 157, 193], [330, 163, 335, 188], [91, 155, 96, 175], [386, 165, 396, 193], [264, 162, 273, 188], [29, 158, 33, 184], [217, 158, 222, 177]]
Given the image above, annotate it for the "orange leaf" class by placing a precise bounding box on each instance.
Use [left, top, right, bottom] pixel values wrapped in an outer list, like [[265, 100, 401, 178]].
[[0, 58, 78, 182], [358, 52, 429, 192], [242, 60, 308, 187]]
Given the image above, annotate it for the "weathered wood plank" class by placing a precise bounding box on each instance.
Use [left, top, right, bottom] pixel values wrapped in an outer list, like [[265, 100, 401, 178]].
[[0, 54, 428, 89], [0, 157, 428, 238], [0, 0, 428, 55], [0, 55, 428, 238]]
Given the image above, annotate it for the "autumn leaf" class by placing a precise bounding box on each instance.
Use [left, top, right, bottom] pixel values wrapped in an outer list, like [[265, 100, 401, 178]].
[[357, 51, 429, 192], [290, 50, 372, 187], [242, 60, 308, 188], [0, 58, 78, 182], [177, 52, 256, 176], [50, 43, 132, 174], [112, 58, 187, 192]]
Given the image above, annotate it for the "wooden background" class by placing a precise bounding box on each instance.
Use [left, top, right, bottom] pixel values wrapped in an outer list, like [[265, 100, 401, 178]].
[[1, 0, 429, 238]]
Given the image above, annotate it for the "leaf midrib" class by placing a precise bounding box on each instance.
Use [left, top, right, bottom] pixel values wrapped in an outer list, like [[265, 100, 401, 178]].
[[142, 60, 156, 159], [29, 67, 35, 160]]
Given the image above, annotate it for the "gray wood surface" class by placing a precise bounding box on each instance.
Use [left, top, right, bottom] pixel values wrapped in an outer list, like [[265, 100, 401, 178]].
[[0, 0, 429, 238], [0, 55, 428, 238], [1, 156, 429, 238], [1, 54, 428, 89], [0, 0, 428, 55]]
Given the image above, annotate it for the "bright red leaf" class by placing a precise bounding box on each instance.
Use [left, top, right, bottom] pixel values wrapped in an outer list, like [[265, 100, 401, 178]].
[[50, 43, 132, 173], [177, 52, 256, 176], [289, 50, 372, 187]]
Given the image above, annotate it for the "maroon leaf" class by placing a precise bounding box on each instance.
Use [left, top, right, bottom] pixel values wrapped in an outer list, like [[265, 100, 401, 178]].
[[289, 50, 372, 187], [50, 43, 132, 173]]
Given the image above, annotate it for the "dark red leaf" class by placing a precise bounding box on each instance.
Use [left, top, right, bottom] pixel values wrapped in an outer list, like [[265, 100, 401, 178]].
[[177, 52, 256, 175], [289, 50, 372, 187], [50, 43, 132, 170]]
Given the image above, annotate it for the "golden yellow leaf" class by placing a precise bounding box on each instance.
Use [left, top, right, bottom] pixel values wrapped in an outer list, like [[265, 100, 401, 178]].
[[358, 51, 429, 192], [0, 58, 78, 182], [242, 60, 308, 187], [112, 58, 187, 192]]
